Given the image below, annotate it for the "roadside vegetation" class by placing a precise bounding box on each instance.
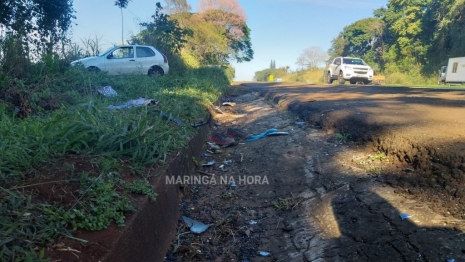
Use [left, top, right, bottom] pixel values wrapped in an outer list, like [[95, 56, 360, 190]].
[[255, 0, 465, 86], [0, 0, 252, 260]]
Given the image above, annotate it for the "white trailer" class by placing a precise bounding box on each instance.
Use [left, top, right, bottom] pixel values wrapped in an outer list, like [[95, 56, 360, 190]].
[[438, 57, 465, 84]]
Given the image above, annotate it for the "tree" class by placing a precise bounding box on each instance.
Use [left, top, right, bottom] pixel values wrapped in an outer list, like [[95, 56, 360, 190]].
[[164, 0, 191, 14], [131, 2, 191, 55], [296, 46, 328, 70], [114, 0, 131, 44], [197, 0, 253, 63]]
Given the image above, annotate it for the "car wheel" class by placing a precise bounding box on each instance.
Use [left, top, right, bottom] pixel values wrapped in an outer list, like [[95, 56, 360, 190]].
[[88, 67, 100, 73], [326, 72, 333, 84], [338, 71, 345, 84], [363, 80, 370, 85], [148, 67, 164, 77], [350, 80, 356, 85]]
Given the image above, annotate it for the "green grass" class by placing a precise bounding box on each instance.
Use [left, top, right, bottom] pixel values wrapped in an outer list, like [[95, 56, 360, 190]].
[[0, 66, 230, 261]]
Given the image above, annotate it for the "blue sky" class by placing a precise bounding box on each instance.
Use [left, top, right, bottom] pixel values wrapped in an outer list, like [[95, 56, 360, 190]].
[[71, 0, 388, 81]]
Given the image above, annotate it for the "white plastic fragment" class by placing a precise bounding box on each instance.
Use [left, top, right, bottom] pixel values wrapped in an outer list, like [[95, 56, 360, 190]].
[[182, 216, 211, 234], [259, 251, 271, 257]]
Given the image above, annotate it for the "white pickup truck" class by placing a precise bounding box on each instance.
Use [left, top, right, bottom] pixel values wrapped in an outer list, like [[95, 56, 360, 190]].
[[324, 57, 374, 85]]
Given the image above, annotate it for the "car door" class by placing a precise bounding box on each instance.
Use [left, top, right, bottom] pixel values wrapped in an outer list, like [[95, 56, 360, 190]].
[[104, 46, 137, 75], [332, 58, 342, 76], [135, 46, 158, 74]]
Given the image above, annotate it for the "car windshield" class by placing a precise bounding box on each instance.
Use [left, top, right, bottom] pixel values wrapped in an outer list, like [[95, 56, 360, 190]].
[[98, 47, 117, 57], [343, 58, 366, 65]]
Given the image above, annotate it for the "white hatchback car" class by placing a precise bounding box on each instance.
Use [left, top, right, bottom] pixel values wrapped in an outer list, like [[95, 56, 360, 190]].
[[70, 45, 169, 76]]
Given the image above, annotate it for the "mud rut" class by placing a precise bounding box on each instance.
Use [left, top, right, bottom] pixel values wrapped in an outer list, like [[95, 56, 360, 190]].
[[165, 86, 465, 262]]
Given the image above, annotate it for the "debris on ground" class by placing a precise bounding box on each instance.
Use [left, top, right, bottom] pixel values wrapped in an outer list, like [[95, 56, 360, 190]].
[[258, 251, 271, 257], [227, 128, 250, 140], [246, 128, 289, 142], [222, 102, 236, 106], [108, 97, 158, 110], [181, 216, 211, 234], [209, 132, 235, 146], [96, 85, 118, 97], [202, 161, 215, 167], [214, 106, 223, 114], [400, 213, 412, 220], [148, 109, 185, 125]]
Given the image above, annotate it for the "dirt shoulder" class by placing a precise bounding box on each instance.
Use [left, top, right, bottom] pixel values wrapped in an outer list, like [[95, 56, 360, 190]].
[[165, 84, 465, 261]]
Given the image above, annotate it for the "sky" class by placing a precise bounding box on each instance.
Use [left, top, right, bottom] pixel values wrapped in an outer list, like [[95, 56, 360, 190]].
[[71, 0, 388, 81]]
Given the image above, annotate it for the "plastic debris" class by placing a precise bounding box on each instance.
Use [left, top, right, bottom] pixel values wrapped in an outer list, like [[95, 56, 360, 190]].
[[207, 142, 221, 150], [202, 161, 215, 167], [400, 213, 412, 220], [447, 259, 455, 262], [182, 216, 211, 234], [246, 129, 289, 142], [249, 220, 258, 225], [109, 97, 158, 110], [296, 121, 304, 127], [230, 182, 237, 189], [201, 153, 211, 157], [148, 109, 185, 125], [219, 164, 227, 172], [259, 251, 271, 257], [223, 160, 233, 165], [222, 102, 236, 106], [96, 85, 117, 97], [266, 131, 289, 136]]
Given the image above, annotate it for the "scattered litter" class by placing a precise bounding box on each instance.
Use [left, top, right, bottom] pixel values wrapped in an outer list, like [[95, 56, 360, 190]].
[[202, 161, 215, 167], [223, 160, 233, 165], [148, 109, 185, 125], [258, 251, 271, 257], [209, 132, 235, 146], [230, 182, 237, 189], [182, 216, 211, 234], [246, 128, 289, 142], [219, 164, 227, 172], [214, 106, 223, 114], [222, 102, 236, 106], [266, 131, 289, 136], [201, 153, 211, 157], [108, 97, 158, 110], [447, 259, 455, 262], [231, 120, 237, 124], [296, 121, 304, 127], [96, 85, 117, 97], [207, 142, 221, 151], [405, 167, 414, 172], [249, 220, 258, 225], [222, 98, 234, 103], [400, 213, 412, 220]]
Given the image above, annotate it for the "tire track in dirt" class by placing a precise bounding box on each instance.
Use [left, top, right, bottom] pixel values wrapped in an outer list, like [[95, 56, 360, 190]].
[[165, 86, 465, 262]]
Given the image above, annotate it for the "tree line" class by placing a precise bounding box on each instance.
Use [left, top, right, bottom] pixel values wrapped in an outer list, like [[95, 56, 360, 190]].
[[0, 0, 253, 78], [329, 0, 465, 75]]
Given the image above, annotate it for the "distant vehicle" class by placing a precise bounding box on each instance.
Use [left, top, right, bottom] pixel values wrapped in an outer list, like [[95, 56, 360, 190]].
[[70, 45, 169, 76], [275, 78, 283, 82], [438, 57, 465, 85], [324, 57, 374, 85]]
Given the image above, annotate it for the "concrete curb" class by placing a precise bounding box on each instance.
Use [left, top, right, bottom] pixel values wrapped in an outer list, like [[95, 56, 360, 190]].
[[101, 123, 210, 262]]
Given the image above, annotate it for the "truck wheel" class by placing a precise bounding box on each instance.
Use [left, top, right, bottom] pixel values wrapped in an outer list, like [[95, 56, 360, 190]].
[[326, 73, 333, 84], [338, 71, 345, 84]]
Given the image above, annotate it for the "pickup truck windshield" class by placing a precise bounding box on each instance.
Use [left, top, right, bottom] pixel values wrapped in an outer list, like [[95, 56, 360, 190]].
[[343, 58, 365, 65]]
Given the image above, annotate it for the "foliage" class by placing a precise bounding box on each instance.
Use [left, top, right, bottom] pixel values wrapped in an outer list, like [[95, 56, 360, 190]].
[[0, 0, 75, 55], [296, 46, 329, 70], [253, 67, 289, 82], [328, 0, 465, 77], [164, 0, 191, 14]]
